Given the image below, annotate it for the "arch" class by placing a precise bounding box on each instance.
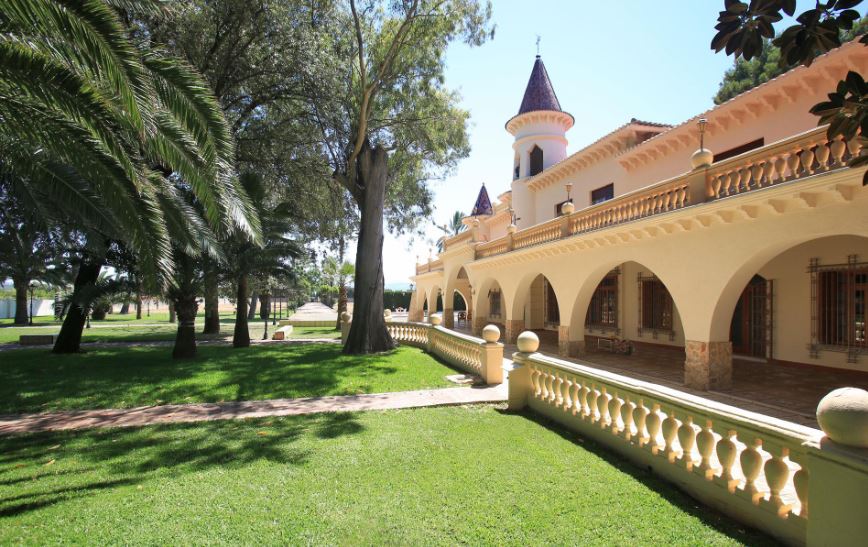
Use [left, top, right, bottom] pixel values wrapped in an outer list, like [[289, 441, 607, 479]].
[[707, 232, 868, 343], [568, 259, 687, 350], [529, 145, 544, 176], [472, 277, 507, 332]]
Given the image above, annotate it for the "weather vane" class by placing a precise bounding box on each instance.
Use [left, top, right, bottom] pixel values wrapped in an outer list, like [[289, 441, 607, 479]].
[[536, 35, 541, 56]]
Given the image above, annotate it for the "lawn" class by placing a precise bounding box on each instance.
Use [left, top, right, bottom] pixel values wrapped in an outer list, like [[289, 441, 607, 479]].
[[0, 406, 772, 545], [0, 344, 453, 414], [0, 321, 337, 345]]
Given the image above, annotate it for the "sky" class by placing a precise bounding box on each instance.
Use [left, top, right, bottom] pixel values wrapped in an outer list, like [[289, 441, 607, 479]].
[[366, 1, 809, 288]]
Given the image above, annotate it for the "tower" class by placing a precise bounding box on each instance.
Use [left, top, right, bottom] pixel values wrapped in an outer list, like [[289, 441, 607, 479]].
[[506, 55, 573, 227]]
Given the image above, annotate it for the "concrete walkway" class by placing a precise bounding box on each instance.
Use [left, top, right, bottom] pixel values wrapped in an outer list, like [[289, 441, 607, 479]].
[[0, 337, 340, 352], [0, 384, 508, 435]]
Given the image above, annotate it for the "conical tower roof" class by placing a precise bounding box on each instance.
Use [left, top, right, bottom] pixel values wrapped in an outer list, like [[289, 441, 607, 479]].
[[470, 184, 493, 216], [518, 55, 564, 115]]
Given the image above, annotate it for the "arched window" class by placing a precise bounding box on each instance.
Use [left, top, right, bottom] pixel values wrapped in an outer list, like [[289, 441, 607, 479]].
[[529, 145, 543, 176]]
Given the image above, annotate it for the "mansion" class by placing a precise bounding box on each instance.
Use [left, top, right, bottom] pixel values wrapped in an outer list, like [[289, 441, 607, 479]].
[[409, 40, 868, 391]]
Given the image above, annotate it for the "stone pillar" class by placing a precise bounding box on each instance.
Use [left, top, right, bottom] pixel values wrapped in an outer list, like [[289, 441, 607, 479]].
[[472, 314, 486, 336], [505, 319, 525, 344], [684, 340, 732, 390], [569, 339, 586, 357], [443, 307, 454, 329], [557, 325, 570, 357], [480, 324, 504, 385]]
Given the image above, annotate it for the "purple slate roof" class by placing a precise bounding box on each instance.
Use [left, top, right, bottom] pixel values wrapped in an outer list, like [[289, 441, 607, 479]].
[[518, 56, 564, 114], [471, 184, 493, 216]]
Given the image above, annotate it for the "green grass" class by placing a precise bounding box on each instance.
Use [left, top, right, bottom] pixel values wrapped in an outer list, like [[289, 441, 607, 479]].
[[0, 317, 334, 345], [0, 344, 456, 414], [0, 406, 772, 545]]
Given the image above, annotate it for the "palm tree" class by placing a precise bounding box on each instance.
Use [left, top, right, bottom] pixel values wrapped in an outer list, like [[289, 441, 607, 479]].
[[0, 1, 260, 351], [436, 211, 466, 252], [226, 173, 302, 348]]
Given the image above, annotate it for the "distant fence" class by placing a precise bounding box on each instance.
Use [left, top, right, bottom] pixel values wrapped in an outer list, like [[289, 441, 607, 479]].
[[0, 299, 55, 320]]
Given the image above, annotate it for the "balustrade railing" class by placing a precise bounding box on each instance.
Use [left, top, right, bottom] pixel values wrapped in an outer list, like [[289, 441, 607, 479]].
[[415, 258, 445, 275], [443, 230, 472, 250], [386, 321, 503, 383], [457, 126, 859, 263], [510, 350, 832, 544], [706, 126, 859, 200]]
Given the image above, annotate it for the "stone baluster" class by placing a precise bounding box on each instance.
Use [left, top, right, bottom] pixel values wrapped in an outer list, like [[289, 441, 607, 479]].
[[598, 387, 612, 428], [562, 375, 573, 412], [792, 467, 809, 518], [588, 385, 601, 423], [608, 392, 623, 434], [677, 416, 698, 471], [763, 446, 792, 517], [716, 430, 738, 492], [661, 410, 679, 463], [579, 381, 590, 418], [738, 166, 751, 193], [632, 400, 649, 446], [830, 138, 846, 165], [786, 151, 801, 178], [570, 380, 580, 416], [739, 438, 764, 503], [800, 147, 815, 175], [552, 372, 563, 405], [695, 419, 717, 480], [621, 397, 636, 440], [751, 163, 764, 188], [814, 141, 830, 170], [645, 404, 663, 454]]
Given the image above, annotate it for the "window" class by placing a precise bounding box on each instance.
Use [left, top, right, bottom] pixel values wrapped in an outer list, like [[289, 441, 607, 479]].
[[586, 272, 618, 328], [639, 275, 673, 334], [544, 279, 559, 326], [713, 138, 764, 163], [812, 260, 867, 356], [489, 289, 502, 318], [554, 199, 573, 217], [514, 164, 520, 180], [529, 146, 544, 176], [591, 183, 614, 205]]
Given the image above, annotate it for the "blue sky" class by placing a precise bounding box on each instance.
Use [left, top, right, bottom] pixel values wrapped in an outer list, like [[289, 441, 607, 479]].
[[378, 1, 805, 287]]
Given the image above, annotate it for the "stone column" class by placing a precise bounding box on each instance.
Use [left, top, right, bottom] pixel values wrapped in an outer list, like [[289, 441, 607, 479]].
[[443, 307, 454, 329], [505, 319, 525, 344], [684, 340, 732, 390], [569, 339, 586, 357], [557, 325, 570, 357], [472, 314, 486, 336]]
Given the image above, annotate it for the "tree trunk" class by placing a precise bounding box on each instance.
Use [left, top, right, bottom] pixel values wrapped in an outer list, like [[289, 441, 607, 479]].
[[53, 260, 102, 353], [247, 290, 258, 320], [119, 295, 130, 315], [336, 283, 348, 331], [135, 280, 143, 319], [168, 300, 176, 323], [234, 273, 250, 348], [202, 260, 220, 334], [13, 277, 28, 325], [344, 144, 395, 354], [171, 293, 199, 359]]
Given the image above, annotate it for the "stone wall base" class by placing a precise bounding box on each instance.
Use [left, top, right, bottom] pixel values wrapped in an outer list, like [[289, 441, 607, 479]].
[[684, 340, 732, 390], [505, 319, 525, 344], [443, 307, 453, 329], [472, 315, 487, 336], [568, 340, 586, 357], [558, 325, 570, 357]]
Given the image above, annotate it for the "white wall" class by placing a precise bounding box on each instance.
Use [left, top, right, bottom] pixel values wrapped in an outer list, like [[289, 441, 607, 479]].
[[0, 298, 55, 319]]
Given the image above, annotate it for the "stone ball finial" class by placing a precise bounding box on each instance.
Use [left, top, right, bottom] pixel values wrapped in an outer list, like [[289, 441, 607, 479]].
[[561, 201, 575, 215], [482, 324, 501, 343], [507, 224, 517, 234], [690, 148, 713, 170], [341, 312, 352, 323], [472, 218, 480, 227], [516, 330, 540, 353], [429, 314, 442, 326], [817, 387, 868, 448], [383, 309, 392, 317]]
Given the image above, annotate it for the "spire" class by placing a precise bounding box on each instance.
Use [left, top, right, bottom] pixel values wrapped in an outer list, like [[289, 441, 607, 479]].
[[470, 184, 493, 216], [517, 55, 564, 115]]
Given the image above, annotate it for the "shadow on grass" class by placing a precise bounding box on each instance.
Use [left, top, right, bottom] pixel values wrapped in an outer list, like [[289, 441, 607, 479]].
[[502, 408, 778, 546], [0, 344, 444, 414], [0, 412, 365, 518]]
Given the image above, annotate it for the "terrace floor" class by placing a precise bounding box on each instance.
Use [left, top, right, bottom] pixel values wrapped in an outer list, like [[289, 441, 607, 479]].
[[455, 326, 868, 428]]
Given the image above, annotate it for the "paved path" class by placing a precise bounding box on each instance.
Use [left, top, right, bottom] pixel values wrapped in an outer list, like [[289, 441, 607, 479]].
[[0, 384, 508, 435]]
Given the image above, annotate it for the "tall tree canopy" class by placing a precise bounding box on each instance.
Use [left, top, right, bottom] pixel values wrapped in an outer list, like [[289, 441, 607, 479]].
[[308, 0, 493, 353]]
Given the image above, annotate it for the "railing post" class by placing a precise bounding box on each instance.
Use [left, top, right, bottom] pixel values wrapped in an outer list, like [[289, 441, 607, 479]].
[[806, 387, 868, 546], [507, 331, 540, 410], [686, 167, 710, 204], [427, 314, 441, 352], [480, 324, 504, 385]]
